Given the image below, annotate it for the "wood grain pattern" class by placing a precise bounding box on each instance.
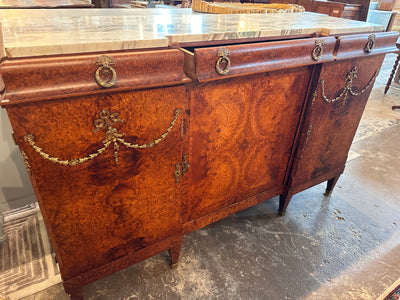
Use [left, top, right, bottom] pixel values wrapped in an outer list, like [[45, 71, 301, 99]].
[[187, 67, 311, 221], [1, 49, 190, 104], [192, 37, 336, 82], [1, 31, 397, 299], [6, 85, 188, 281], [335, 31, 399, 61], [279, 55, 385, 214]]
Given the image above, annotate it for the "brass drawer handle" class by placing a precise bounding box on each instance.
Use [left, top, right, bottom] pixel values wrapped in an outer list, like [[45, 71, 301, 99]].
[[95, 55, 117, 88], [364, 34, 375, 54], [312, 39, 324, 61], [215, 48, 231, 76]]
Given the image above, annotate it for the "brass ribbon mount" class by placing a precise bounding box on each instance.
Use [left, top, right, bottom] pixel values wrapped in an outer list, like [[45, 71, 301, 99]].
[[215, 48, 231, 76], [24, 109, 181, 166], [319, 66, 378, 104]]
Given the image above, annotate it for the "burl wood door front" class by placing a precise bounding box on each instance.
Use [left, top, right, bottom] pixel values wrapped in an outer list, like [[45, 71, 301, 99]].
[[188, 67, 312, 221], [289, 55, 385, 189], [6, 86, 187, 280]]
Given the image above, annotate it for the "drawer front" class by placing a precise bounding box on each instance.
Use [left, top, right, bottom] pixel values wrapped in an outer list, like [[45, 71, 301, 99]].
[[289, 55, 385, 188], [1, 49, 190, 104], [193, 37, 336, 82], [7, 86, 188, 280], [335, 31, 399, 61]]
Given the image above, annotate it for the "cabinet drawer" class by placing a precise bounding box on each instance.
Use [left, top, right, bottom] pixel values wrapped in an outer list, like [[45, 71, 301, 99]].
[[1, 49, 190, 104], [182, 37, 336, 82], [336, 31, 399, 61]]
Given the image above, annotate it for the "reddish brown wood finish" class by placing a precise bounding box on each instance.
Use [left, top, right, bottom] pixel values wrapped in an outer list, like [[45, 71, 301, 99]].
[[335, 32, 399, 61], [6, 85, 189, 281], [1, 31, 398, 299], [279, 55, 386, 215], [192, 37, 336, 82], [187, 67, 311, 222], [1, 49, 190, 104]]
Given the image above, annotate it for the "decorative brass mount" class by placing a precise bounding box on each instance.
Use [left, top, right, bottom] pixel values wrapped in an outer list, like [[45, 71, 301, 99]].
[[364, 34, 375, 54], [215, 48, 231, 76], [24, 109, 181, 166], [95, 55, 117, 88], [175, 153, 189, 183], [312, 39, 324, 61], [319, 66, 379, 104]]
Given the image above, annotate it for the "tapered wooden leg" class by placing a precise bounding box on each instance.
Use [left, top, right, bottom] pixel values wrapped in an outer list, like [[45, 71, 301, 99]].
[[64, 284, 83, 300], [324, 175, 341, 196], [168, 238, 182, 269], [279, 191, 294, 216]]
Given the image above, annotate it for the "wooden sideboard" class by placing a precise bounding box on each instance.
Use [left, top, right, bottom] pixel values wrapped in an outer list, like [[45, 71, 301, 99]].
[[0, 9, 398, 299]]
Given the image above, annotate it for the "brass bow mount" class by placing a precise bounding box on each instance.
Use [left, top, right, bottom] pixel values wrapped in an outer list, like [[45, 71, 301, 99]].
[[24, 109, 181, 166]]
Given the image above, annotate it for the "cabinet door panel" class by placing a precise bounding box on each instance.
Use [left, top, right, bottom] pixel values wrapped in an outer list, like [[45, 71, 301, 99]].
[[289, 55, 385, 188], [7, 86, 187, 280], [188, 67, 311, 221]]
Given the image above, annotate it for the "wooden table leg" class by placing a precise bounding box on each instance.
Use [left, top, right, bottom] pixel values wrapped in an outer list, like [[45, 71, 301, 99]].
[[168, 236, 183, 269], [324, 175, 341, 196], [279, 190, 294, 216], [64, 284, 84, 300]]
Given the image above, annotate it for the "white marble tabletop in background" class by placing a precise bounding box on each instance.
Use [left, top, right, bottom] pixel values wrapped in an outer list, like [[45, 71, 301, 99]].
[[0, 8, 385, 57]]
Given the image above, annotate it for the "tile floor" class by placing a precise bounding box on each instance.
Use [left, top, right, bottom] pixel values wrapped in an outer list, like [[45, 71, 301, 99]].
[[19, 53, 400, 300]]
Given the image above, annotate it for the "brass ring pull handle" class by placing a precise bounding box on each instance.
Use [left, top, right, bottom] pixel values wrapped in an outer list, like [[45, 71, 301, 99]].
[[95, 55, 117, 88], [312, 39, 324, 61], [24, 109, 181, 166], [215, 48, 231, 76], [364, 34, 375, 54]]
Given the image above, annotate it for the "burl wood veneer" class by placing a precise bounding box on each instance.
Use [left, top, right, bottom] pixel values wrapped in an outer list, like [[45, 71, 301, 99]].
[[1, 27, 398, 299]]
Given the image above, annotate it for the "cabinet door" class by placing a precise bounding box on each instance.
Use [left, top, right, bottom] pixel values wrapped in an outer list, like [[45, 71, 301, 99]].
[[188, 67, 312, 221], [7, 86, 187, 280], [288, 55, 385, 189]]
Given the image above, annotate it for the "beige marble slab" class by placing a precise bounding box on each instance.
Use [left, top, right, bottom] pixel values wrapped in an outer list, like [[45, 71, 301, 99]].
[[0, 8, 385, 58]]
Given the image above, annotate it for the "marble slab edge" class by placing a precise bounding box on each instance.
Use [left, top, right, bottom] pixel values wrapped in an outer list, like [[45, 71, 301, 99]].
[[166, 27, 385, 45], [3, 39, 168, 58]]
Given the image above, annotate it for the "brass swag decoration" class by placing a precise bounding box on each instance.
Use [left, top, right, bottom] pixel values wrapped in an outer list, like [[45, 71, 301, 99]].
[[319, 66, 379, 104], [24, 109, 181, 166]]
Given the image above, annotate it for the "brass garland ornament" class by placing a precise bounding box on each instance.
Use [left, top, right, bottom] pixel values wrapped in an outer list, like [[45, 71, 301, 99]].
[[95, 55, 117, 88], [21, 150, 32, 175], [24, 109, 181, 166], [364, 34, 375, 54], [215, 48, 231, 76], [319, 66, 379, 104], [312, 39, 324, 61]]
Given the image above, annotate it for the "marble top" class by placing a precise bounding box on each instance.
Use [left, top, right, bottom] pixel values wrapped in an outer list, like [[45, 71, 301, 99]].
[[0, 8, 385, 58], [0, 0, 92, 9]]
